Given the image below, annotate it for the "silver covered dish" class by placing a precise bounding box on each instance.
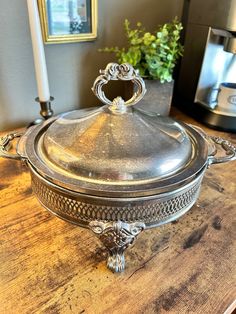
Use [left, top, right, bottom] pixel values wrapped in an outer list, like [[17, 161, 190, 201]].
[[1, 63, 236, 272]]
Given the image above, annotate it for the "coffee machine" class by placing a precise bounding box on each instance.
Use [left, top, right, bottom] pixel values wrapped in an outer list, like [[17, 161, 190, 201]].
[[176, 0, 236, 132]]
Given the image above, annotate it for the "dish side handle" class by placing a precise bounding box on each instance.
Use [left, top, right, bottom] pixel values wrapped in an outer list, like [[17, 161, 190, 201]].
[[0, 132, 24, 160], [207, 136, 236, 165], [189, 124, 236, 165], [0, 126, 36, 161]]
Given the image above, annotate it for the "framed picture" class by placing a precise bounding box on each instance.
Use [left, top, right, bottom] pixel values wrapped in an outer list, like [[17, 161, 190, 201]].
[[38, 0, 97, 44]]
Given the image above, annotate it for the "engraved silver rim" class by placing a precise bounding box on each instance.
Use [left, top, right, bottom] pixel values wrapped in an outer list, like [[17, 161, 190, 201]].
[[23, 118, 208, 198]]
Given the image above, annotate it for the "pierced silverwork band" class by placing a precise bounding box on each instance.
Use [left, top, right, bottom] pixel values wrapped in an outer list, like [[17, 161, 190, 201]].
[[31, 170, 203, 226]]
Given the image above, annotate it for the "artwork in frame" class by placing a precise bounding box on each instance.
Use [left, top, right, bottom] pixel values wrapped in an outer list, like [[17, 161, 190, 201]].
[[38, 0, 97, 44]]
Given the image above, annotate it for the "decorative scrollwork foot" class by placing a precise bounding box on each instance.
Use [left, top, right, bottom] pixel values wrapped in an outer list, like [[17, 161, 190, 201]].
[[89, 220, 145, 273], [107, 251, 125, 273]]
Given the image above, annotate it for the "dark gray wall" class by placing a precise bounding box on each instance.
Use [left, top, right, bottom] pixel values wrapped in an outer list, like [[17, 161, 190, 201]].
[[0, 0, 183, 131]]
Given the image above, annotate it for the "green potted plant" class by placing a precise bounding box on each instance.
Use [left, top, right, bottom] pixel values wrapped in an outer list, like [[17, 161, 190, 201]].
[[99, 18, 183, 115]]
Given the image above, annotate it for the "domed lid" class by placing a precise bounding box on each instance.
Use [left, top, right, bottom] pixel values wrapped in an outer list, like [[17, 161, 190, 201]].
[[41, 107, 192, 183], [27, 63, 208, 197]]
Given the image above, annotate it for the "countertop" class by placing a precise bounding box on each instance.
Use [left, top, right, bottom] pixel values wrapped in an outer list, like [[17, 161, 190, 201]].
[[0, 108, 235, 314]]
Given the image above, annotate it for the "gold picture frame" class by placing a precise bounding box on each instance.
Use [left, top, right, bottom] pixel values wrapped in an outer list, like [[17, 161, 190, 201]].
[[38, 0, 97, 44]]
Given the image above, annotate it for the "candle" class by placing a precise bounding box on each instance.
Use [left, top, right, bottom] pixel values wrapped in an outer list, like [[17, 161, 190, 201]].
[[27, 0, 50, 102]]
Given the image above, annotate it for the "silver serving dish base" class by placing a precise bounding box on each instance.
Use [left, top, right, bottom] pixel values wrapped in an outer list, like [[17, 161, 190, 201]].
[[29, 164, 204, 272], [1, 63, 236, 273]]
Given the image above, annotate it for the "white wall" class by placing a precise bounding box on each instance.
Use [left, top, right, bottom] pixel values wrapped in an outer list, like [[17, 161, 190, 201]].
[[0, 0, 183, 131]]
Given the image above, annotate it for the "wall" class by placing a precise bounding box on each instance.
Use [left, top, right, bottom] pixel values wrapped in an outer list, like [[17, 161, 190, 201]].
[[0, 0, 183, 131]]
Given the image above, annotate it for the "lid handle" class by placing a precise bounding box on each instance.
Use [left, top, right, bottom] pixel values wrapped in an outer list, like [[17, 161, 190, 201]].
[[92, 63, 146, 113]]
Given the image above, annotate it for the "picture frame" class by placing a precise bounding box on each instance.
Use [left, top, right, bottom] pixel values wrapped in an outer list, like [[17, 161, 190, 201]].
[[38, 0, 97, 44]]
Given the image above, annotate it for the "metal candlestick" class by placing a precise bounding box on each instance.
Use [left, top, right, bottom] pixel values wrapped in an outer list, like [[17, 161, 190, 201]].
[[28, 96, 54, 127], [36, 96, 54, 120]]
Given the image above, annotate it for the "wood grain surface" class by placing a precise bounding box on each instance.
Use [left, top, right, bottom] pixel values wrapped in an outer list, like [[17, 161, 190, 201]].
[[0, 109, 235, 314]]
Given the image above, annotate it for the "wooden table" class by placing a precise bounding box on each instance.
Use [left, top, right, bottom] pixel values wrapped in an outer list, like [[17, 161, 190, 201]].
[[0, 108, 235, 314]]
